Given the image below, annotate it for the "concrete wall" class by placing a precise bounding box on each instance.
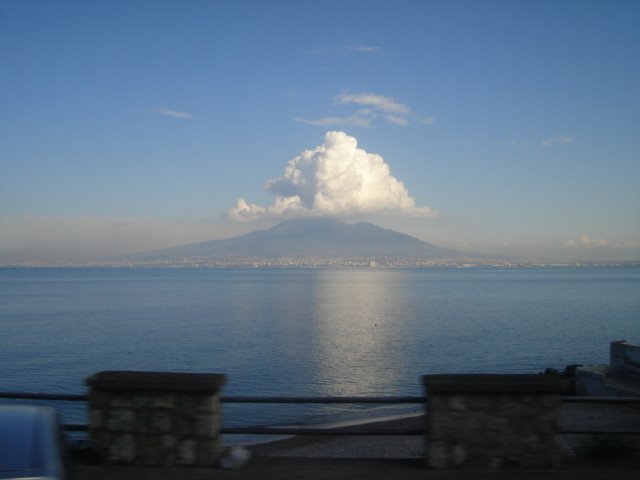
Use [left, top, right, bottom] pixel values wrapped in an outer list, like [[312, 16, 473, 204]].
[[575, 341, 640, 396], [611, 340, 640, 376]]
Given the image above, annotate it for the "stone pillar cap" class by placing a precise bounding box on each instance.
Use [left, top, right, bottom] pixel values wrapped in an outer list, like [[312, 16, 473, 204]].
[[86, 371, 226, 392], [423, 374, 570, 394]]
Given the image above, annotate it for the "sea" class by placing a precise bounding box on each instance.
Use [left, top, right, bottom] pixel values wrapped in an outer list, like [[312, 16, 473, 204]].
[[1, 266, 639, 444]]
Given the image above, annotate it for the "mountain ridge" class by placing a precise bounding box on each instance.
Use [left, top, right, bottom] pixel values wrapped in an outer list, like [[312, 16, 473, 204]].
[[126, 218, 468, 260]]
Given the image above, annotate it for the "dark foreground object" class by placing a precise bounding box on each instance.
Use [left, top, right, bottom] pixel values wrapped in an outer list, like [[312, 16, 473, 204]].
[[73, 456, 640, 480], [0, 405, 71, 480]]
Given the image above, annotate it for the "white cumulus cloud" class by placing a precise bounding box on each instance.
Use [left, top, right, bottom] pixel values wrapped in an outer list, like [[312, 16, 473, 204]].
[[227, 131, 436, 222]]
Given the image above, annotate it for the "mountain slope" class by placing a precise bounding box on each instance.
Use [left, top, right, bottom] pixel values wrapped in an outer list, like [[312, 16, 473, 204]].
[[129, 218, 465, 259]]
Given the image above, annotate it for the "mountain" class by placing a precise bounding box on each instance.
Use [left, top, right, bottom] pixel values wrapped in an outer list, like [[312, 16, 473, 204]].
[[127, 218, 466, 260]]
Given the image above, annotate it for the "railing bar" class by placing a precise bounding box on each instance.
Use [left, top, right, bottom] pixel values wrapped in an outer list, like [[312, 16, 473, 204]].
[[561, 430, 640, 434], [220, 396, 426, 404], [62, 423, 640, 436], [4, 392, 640, 404], [221, 427, 640, 435], [0, 392, 88, 401], [1, 392, 426, 403], [221, 427, 427, 435], [61, 423, 428, 435], [561, 396, 640, 403]]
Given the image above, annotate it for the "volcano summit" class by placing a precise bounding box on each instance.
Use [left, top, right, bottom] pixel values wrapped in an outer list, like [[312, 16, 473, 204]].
[[123, 218, 465, 265]]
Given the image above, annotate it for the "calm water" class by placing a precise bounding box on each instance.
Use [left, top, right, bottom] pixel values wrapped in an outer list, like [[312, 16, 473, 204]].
[[1, 267, 639, 439]]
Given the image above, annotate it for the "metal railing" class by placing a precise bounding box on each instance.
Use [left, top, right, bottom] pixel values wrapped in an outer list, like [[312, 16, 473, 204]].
[[2, 391, 639, 436], [0, 391, 89, 432], [0, 391, 426, 436], [220, 395, 425, 436], [559, 395, 640, 435]]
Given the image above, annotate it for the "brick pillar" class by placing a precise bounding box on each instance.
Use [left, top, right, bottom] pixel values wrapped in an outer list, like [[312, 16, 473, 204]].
[[86, 371, 225, 467], [423, 374, 568, 469]]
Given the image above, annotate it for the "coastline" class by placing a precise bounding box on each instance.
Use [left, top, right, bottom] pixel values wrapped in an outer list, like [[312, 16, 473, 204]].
[[248, 413, 426, 458]]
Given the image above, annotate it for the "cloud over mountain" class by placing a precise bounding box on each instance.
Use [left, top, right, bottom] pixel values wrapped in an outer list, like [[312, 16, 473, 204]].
[[227, 131, 435, 222]]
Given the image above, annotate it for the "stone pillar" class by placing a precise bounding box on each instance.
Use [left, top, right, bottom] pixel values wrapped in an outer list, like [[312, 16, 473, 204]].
[[423, 374, 568, 469], [86, 371, 226, 467]]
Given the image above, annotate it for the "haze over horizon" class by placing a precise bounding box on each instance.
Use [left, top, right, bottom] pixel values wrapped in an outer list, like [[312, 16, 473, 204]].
[[1, 1, 639, 263]]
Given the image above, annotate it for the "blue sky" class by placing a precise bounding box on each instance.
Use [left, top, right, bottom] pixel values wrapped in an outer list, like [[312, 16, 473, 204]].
[[1, 0, 639, 261]]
